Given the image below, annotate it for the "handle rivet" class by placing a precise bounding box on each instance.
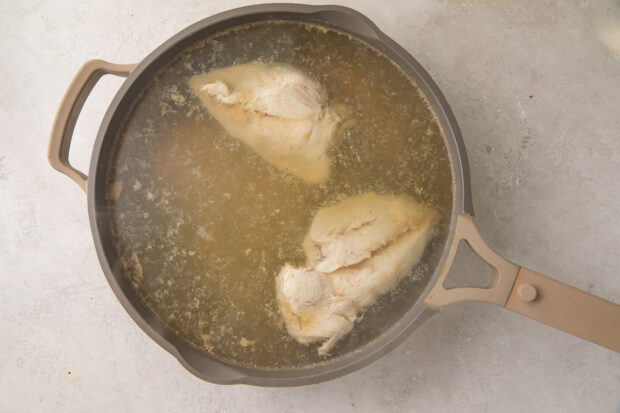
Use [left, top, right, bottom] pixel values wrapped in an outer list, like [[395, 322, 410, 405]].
[[518, 284, 537, 302]]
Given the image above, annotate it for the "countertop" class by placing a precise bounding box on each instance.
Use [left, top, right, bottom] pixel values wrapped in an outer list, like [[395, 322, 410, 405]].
[[1, 0, 619, 411]]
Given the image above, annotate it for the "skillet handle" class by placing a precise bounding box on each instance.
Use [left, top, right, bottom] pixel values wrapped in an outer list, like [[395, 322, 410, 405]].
[[505, 268, 620, 352], [425, 213, 521, 308], [48, 60, 136, 192], [425, 213, 620, 353]]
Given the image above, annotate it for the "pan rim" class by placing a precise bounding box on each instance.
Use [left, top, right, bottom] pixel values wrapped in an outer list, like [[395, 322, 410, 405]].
[[87, 3, 471, 386]]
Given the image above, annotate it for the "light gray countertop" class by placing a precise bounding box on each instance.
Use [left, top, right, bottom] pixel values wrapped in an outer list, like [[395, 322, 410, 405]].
[[1, 1, 619, 411]]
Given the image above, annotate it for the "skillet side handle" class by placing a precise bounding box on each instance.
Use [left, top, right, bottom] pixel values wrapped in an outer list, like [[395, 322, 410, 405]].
[[48, 60, 136, 192], [506, 268, 620, 352]]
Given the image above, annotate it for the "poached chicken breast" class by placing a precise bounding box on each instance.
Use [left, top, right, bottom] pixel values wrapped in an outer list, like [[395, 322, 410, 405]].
[[189, 61, 340, 184], [276, 192, 439, 355]]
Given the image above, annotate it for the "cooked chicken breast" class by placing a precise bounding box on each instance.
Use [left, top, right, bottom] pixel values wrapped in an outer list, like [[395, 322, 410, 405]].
[[303, 192, 434, 273], [276, 192, 439, 355], [189, 61, 340, 184]]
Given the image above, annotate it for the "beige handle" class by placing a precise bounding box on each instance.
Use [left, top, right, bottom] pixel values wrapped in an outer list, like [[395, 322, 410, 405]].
[[48, 60, 136, 192], [506, 268, 620, 352], [425, 213, 620, 352], [425, 214, 520, 308]]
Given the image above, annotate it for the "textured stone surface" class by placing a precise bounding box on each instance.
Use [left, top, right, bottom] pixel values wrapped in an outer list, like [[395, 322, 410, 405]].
[[1, 0, 619, 411]]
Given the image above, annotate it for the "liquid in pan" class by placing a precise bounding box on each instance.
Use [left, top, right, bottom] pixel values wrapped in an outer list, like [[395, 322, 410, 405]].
[[107, 20, 453, 369]]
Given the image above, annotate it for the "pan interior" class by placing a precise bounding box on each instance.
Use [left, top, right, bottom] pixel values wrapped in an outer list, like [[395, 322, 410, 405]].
[[105, 20, 453, 370]]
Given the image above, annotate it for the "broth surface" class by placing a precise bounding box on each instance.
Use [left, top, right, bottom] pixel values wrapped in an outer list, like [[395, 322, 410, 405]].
[[108, 21, 452, 369]]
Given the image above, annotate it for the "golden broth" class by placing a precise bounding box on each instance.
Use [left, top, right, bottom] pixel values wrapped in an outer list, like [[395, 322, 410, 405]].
[[107, 21, 452, 369]]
